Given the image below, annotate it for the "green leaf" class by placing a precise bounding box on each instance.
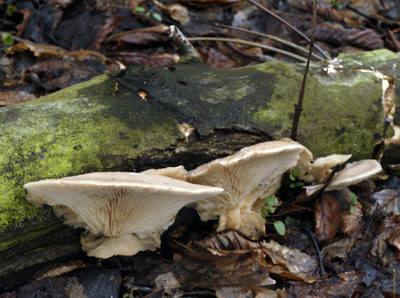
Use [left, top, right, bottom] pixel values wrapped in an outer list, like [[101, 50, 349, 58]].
[[349, 205, 355, 214], [261, 208, 269, 219], [134, 6, 146, 13], [289, 183, 296, 189], [274, 221, 286, 235], [151, 12, 162, 22], [293, 167, 299, 178], [269, 206, 275, 214], [289, 173, 295, 181], [7, 5, 18, 16], [265, 196, 276, 207], [284, 216, 300, 226], [351, 193, 357, 205], [1, 32, 14, 46], [145, 12, 150, 17], [295, 181, 305, 187]]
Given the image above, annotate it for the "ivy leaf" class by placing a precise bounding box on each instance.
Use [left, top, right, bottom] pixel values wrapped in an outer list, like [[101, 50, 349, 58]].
[[293, 167, 299, 178], [274, 221, 286, 235]]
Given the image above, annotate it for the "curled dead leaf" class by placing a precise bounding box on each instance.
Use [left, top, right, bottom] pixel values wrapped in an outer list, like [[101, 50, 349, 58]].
[[154, 0, 190, 24], [314, 194, 342, 242], [321, 237, 356, 261], [261, 240, 319, 283], [370, 215, 400, 265], [195, 230, 261, 250], [373, 188, 400, 215], [342, 201, 363, 238]]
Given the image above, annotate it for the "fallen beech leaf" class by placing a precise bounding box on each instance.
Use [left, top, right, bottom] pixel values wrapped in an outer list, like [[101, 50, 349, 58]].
[[296, 1, 345, 24], [173, 230, 270, 289], [7, 42, 107, 63], [312, 23, 384, 50], [373, 188, 400, 215], [0, 91, 36, 106], [321, 237, 356, 260], [261, 240, 319, 283], [342, 201, 363, 238], [173, 247, 270, 289], [195, 230, 261, 250], [154, 0, 190, 24], [314, 194, 342, 241], [106, 25, 170, 46], [370, 215, 400, 264], [198, 47, 237, 69]]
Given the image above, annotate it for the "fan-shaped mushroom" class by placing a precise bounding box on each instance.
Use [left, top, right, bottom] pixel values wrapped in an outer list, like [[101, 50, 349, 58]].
[[24, 172, 223, 258], [186, 139, 312, 238]]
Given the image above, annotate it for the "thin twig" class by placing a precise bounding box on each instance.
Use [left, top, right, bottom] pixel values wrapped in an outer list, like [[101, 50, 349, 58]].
[[290, 0, 318, 140], [214, 24, 325, 61], [188, 37, 308, 62], [246, 0, 330, 60], [302, 226, 325, 277]]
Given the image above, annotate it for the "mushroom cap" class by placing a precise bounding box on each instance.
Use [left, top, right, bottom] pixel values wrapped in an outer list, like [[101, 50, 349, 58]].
[[24, 172, 223, 257], [325, 159, 382, 191], [141, 165, 188, 181], [310, 154, 352, 183], [187, 140, 311, 238]]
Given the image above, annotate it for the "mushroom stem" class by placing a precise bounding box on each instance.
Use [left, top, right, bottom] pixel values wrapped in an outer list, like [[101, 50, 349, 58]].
[[81, 233, 142, 259], [218, 208, 242, 231]]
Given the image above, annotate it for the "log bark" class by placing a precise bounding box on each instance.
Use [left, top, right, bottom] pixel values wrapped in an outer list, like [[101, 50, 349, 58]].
[[1, 49, 399, 289]]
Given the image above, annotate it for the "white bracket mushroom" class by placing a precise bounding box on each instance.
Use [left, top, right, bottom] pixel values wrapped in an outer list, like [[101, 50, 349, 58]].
[[24, 172, 223, 259], [186, 139, 312, 239]]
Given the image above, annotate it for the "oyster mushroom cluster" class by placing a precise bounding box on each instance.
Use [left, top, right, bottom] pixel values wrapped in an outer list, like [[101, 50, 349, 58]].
[[24, 139, 382, 258]]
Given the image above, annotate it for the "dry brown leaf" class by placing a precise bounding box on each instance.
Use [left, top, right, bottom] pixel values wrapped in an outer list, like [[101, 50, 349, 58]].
[[261, 240, 319, 283], [0, 91, 36, 106], [173, 230, 270, 289], [195, 230, 261, 250], [198, 47, 237, 69], [296, 1, 345, 23], [321, 237, 356, 260], [106, 25, 169, 46], [154, 0, 190, 24], [173, 247, 270, 289], [370, 215, 400, 265], [342, 201, 363, 238], [7, 42, 107, 63], [373, 188, 400, 215], [314, 194, 342, 242]]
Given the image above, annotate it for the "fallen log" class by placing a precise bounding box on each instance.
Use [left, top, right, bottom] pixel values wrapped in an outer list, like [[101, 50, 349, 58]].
[[1, 49, 399, 289]]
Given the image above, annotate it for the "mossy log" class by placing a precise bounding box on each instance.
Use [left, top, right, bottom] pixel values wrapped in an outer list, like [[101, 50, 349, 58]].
[[1, 49, 399, 289]]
